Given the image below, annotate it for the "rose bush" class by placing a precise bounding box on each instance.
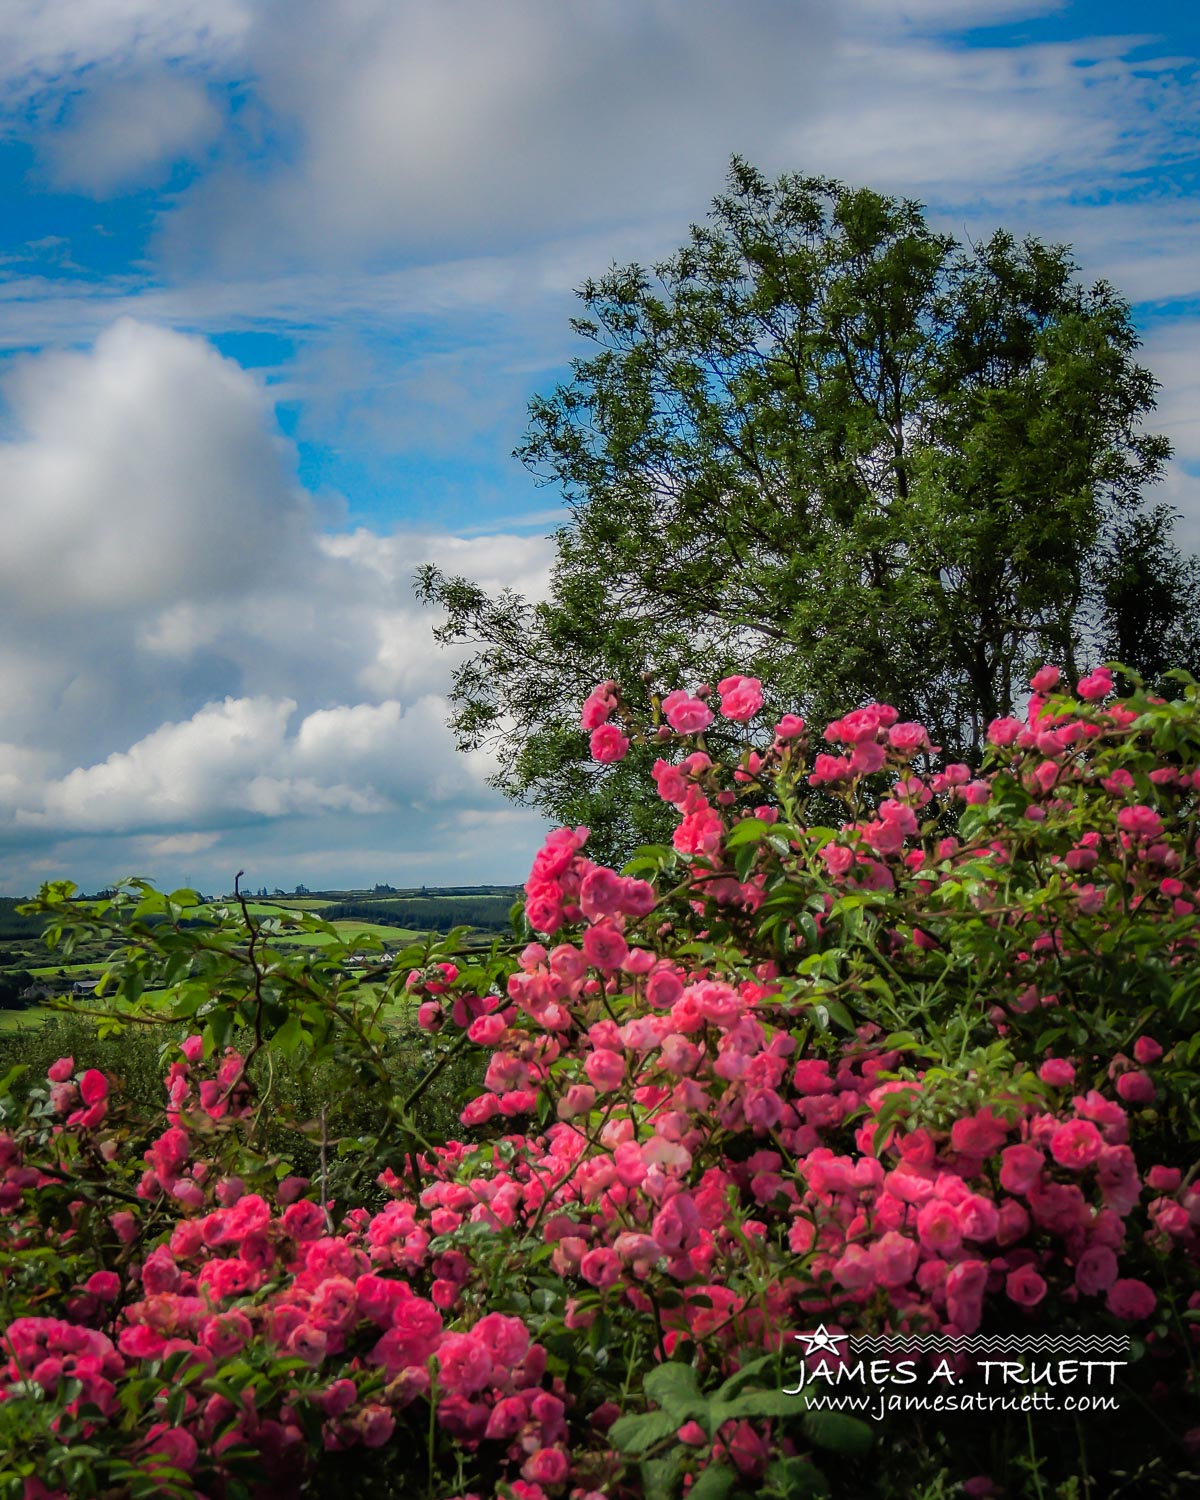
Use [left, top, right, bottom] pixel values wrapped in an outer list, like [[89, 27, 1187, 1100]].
[[1, 666, 1199, 1498]]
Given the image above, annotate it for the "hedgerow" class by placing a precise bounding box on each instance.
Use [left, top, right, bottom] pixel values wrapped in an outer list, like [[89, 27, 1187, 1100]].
[[1, 664, 1198, 1498]]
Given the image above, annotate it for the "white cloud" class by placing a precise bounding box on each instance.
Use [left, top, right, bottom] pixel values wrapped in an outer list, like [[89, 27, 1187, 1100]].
[[0, 321, 554, 887], [134, 831, 221, 858], [0, 0, 1197, 894], [0, 0, 252, 108], [1141, 321, 1200, 469], [43, 73, 222, 194], [160, 0, 839, 267], [26, 692, 488, 835], [0, 319, 308, 617], [128, 2, 1194, 283]]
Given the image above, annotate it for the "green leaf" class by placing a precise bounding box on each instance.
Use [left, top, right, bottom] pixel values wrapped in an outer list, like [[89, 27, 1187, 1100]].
[[688, 1464, 737, 1500], [640, 1450, 686, 1500], [709, 1389, 807, 1425], [643, 1360, 703, 1415], [765, 1456, 832, 1498], [725, 819, 770, 849], [273, 1013, 304, 1057], [610, 1408, 683, 1454], [0, 1064, 28, 1097], [802, 1409, 873, 1455]]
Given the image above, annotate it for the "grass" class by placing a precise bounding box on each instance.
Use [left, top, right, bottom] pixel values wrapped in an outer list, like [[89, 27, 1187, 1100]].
[[262, 898, 335, 911], [30, 962, 108, 977], [275, 921, 425, 947], [0, 1008, 55, 1032]]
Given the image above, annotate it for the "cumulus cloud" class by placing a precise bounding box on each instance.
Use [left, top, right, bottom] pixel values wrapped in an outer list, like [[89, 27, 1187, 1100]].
[[0, 321, 554, 889], [0, 319, 308, 618], [24, 693, 487, 834], [42, 73, 222, 194]]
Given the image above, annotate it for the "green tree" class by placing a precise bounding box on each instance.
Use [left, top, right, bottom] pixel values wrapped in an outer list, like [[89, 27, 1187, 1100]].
[[1095, 504, 1200, 690], [417, 157, 1184, 863]]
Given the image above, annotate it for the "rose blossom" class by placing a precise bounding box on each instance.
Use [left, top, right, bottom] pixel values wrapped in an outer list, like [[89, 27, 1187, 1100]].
[[1106, 1279, 1156, 1320], [717, 675, 763, 722]]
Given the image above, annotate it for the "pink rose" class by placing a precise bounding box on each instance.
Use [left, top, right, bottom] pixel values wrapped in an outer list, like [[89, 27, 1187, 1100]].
[[580, 684, 617, 730], [557, 1084, 596, 1120], [144, 1426, 198, 1473], [1106, 1278, 1156, 1320], [945, 1259, 988, 1334], [888, 722, 932, 755], [1133, 1036, 1162, 1065], [85, 1271, 120, 1300], [999, 1144, 1044, 1196], [1115, 1070, 1155, 1105], [869, 1231, 919, 1289], [47, 1057, 74, 1083], [950, 1108, 1008, 1158], [1006, 1265, 1047, 1308], [652, 759, 689, 803], [645, 966, 684, 1010], [436, 1332, 493, 1395], [355, 1404, 396, 1448], [79, 1074, 108, 1110], [579, 1248, 622, 1288], [1049, 1119, 1104, 1171], [916, 1200, 962, 1257], [717, 675, 763, 722], [460, 1094, 501, 1126], [523, 1449, 569, 1486], [584, 1048, 626, 1093], [1038, 1058, 1075, 1087], [579, 866, 625, 921], [589, 724, 629, 763], [1117, 805, 1164, 840], [1074, 1245, 1119, 1296], [661, 690, 714, 735], [833, 1244, 874, 1292], [1076, 667, 1112, 702], [467, 1014, 506, 1046], [987, 717, 1023, 748], [582, 922, 628, 973]]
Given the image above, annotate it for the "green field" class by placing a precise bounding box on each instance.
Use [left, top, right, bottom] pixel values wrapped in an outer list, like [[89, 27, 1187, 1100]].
[[0, 887, 517, 1042], [30, 962, 109, 977], [274, 921, 425, 948], [0, 1008, 55, 1032]]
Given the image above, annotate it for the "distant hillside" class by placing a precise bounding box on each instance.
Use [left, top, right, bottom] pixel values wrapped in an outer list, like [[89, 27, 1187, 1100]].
[[0, 899, 46, 941], [320, 892, 520, 934]]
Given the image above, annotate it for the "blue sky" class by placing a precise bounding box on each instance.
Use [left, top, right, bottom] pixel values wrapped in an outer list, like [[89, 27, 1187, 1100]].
[[0, 0, 1196, 895]]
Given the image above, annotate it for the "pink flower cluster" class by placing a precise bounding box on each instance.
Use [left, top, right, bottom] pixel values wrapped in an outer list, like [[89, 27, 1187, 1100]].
[[2, 661, 1197, 1497]]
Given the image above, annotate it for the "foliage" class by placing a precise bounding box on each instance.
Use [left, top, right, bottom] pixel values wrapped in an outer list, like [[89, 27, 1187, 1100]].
[[416, 156, 1198, 865], [0, 1014, 474, 1185], [0, 670, 1199, 1498]]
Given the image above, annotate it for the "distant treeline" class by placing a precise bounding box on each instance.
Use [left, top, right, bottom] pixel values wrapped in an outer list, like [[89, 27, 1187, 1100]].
[[325, 895, 519, 933], [316, 886, 519, 901], [0, 899, 45, 941]]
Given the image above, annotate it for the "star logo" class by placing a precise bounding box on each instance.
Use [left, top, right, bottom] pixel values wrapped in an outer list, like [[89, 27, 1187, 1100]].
[[796, 1324, 848, 1357]]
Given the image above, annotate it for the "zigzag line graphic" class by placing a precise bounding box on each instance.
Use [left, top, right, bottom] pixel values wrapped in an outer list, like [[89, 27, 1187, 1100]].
[[847, 1335, 1130, 1355]]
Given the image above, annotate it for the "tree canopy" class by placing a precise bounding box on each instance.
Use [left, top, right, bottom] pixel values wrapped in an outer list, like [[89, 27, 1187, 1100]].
[[417, 156, 1196, 863]]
